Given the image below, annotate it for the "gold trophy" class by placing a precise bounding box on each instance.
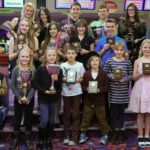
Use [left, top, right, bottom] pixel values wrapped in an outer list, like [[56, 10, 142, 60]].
[[47, 64, 60, 92], [142, 63, 150, 75], [72, 42, 81, 53], [17, 34, 26, 50], [88, 81, 98, 93], [113, 68, 123, 80]]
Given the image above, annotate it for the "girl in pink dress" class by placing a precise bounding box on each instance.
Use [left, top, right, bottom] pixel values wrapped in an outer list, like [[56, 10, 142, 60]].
[[129, 39, 150, 147]]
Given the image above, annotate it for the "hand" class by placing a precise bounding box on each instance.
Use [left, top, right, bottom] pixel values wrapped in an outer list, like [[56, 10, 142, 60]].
[[20, 96, 28, 104], [45, 90, 51, 94], [80, 49, 88, 55], [0, 90, 5, 95], [97, 88, 100, 93], [119, 78, 126, 83], [18, 44, 23, 50], [103, 44, 110, 51], [51, 74, 58, 81]]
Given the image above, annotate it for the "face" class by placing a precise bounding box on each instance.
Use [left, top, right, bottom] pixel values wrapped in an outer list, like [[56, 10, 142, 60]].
[[70, 5, 81, 19], [114, 46, 125, 58], [40, 10, 48, 23], [66, 49, 77, 62], [49, 25, 58, 37], [19, 50, 30, 66], [98, 8, 109, 20], [46, 50, 57, 64], [90, 57, 100, 69], [77, 25, 86, 35], [24, 6, 34, 19], [142, 43, 150, 57], [127, 6, 135, 17], [105, 22, 116, 36], [20, 20, 30, 34]]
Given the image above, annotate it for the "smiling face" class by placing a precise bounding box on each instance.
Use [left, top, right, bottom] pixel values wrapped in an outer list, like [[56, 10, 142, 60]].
[[66, 49, 77, 63], [24, 6, 34, 19], [114, 45, 125, 59], [40, 10, 48, 24], [98, 8, 109, 20], [19, 20, 30, 34], [46, 49, 57, 64], [77, 25, 86, 35], [90, 56, 100, 70], [127, 6, 136, 18], [142, 43, 150, 57], [49, 24, 58, 37], [70, 5, 81, 20], [19, 50, 30, 67], [105, 22, 116, 37]]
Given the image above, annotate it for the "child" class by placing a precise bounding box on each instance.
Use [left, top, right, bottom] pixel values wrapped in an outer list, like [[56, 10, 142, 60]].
[[10, 47, 35, 150], [61, 46, 85, 145], [0, 73, 7, 128], [129, 39, 150, 147], [104, 41, 132, 144], [79, 54, 110, 145], [33, 48, 63, 150]]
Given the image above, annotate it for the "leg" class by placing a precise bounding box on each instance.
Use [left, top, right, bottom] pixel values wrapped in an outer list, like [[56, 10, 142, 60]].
[[145, 113, 150, 137], [137, 113, 144, 137]]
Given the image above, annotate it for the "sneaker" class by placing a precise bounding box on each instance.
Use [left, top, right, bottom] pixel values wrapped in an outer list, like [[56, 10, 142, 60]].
[[100, 135, 109, 145], [79, 133, 88, 144], [63, 135, 70, 145], [138, 137, 145, 147], [145, 137, 150, 147], [68, 138, 76, 146]]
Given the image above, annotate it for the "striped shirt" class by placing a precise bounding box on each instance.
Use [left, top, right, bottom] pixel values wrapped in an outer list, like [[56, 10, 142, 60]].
[[104, 58, 132, 104]]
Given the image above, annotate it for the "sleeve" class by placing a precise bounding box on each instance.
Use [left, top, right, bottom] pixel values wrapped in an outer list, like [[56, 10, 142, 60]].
[[95, 39, 103, 53], [89, 36, 95, 45], [79, 63, 85, 77], [0, 76, 7, 96], [55, 68, 63, 92], [82, 72, 88, 93], [10, 67, 22, 100]]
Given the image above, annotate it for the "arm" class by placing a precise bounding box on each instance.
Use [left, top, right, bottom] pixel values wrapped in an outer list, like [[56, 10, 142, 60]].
[[133, 59, 142, 81], [0, 77, 7, 96]]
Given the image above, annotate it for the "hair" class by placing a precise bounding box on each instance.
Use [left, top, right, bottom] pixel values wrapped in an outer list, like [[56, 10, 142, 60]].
[[66, 45, 77, 54], [21, 2, 35, 21], [71, 2, 81, 9], [126, 3, 140, 22], [17, 46, 33, 69], [138, 39, 150, 57], [75, 19, 88, 36], [87, 55, 101, 69], [38, 7, 51, 27], [17, 18, 35, 52], [114, 41, 126, 57], [98, 4, 109, 12], [43, 48, 58, 65], [40, 21, 59, 51], [106, 18, 116, 25]]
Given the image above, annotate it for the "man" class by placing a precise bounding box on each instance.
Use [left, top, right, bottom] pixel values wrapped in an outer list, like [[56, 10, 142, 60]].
[[61, 2, 81, 36], [95, 18, 128, 67], [90, 4, 109, 41]]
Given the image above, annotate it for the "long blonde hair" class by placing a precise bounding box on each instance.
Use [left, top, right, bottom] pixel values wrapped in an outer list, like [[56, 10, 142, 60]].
[[138, 39, 150, 57]]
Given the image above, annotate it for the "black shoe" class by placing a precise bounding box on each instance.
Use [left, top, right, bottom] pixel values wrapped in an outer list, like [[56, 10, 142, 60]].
[[145, 137, 150, 147], [109, 130, 118, 144], [9, 132, 19, 149], [118, 130, 125, 144], [138, 137, 145, 147], [46, 139, 53, 150]]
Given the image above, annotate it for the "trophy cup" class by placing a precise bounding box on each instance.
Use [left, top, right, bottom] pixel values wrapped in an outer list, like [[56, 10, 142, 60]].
[[106, 37, 115, 50], [113, 68, 123, 80], [66, 69, 77, 84], [17, 34, 26, 50], [142, 63, 150, 75], [47, 64, 60, 92], [20, 69, 32, 103], [33, 23, 41, 37], [71, 42, 81, 53], [88, 81, 98, 93], [36, 48, 44, 58]]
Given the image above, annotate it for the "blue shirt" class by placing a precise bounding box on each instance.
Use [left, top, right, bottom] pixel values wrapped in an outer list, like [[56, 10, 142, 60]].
[[95, 35, 128, 67]]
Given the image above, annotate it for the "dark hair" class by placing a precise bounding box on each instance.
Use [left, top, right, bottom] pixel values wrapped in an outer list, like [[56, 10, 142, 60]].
[[75, 19, 88, 36], [71, 2, 81, 9], [38, 7, 51, 26], [126, 3, 140, 22], [98, 4, 109, 12], [106, 18, 116, 24]]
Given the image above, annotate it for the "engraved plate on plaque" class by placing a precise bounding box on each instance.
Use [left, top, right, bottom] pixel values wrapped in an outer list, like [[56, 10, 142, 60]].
[[66, 70, 76, 83], [88, 81, 98, 93]]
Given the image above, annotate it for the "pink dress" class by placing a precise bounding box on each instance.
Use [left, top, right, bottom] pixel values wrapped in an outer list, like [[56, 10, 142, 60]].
[[129, 62, 150, 113]]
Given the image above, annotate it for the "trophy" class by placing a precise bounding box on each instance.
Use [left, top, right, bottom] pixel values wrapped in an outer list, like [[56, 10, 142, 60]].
[[47, 64, 60, 92], [88, 81, 98, 93], [36, 48, 44, 57], [17, 34, 26, 50], [142, 63, 150, 75], [33, 23, 41, 37], [71, 42, 81, 53], [20, 69, 32, 101], [66, 69, 77, 84], [106, 37, 115, 50], [113, 68, 123, 80]]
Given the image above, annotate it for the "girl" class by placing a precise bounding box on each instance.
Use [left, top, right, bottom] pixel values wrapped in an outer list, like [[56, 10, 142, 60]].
[[69, 19, 95, 69], [33, 49, 63, 150], [79, 54, 110, 145], [118, 3, 146, 64], [9, 47, 35, 150], [129, 39, 150, 147], [9, 17, 39, 77], [104, 41, 132, 144], [61, 46, 85, 146]]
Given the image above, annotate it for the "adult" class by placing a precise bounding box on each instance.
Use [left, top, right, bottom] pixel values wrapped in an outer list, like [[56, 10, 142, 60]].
[[118, 3, 146, 64]]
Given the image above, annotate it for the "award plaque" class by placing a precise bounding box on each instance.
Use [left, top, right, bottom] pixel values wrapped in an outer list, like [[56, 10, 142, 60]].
[[106, 37, 115, 49], [20, 69, 32, 97], [88, 81, 98, 93], [71, 42, 81, 53], [47, 64, 60, 91], [17, 34, 26, 44], [142, 63, 150, 75], [113, 68, 123, 80], [66, 70, 77, 83]]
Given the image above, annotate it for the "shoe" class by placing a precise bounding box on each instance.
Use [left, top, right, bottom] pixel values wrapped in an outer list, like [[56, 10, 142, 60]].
[[9, 131, 19, 149], [138, 137, 145, 147], [145, 137, 150, 147], [63, 135, 70, 145], [79, 133, 88, 144], [100, 135, 109, 145], [109, 130, 118, 144], [68, 139, 76, 146], [118, 130, 125, 144]]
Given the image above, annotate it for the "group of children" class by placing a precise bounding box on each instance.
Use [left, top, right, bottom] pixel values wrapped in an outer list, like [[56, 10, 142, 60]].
[[7, 38, 150, 149]]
